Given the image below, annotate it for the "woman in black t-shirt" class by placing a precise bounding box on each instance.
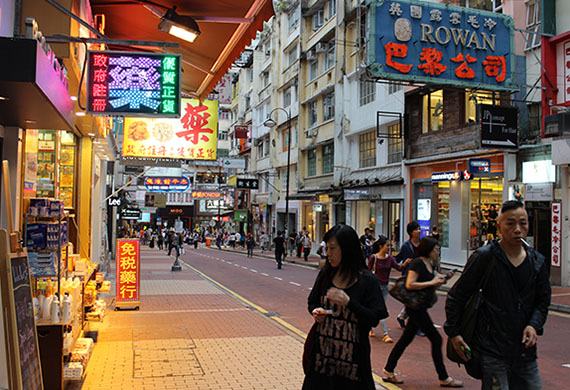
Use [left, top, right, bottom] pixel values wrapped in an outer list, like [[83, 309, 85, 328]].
[[382, 236, 463, 388]]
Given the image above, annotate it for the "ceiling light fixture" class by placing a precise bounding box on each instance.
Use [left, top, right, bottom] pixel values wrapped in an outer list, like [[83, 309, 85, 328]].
[[76, 112, 86, 116], [70, 96, 78, 101], [0, 96, 9, 101], [158, 7, 200, 43]]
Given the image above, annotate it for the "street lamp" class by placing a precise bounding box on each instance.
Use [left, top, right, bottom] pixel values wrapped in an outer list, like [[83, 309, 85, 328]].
[[264, 107, 292, 242]]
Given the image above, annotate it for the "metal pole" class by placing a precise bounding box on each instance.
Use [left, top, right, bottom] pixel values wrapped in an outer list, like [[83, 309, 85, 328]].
[[285, 111, 292, 246]]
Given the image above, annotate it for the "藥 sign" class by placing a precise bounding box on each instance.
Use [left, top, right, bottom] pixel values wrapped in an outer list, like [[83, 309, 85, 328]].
[[116, 239, 140, 309], [87, 51, 181, 117], [368, 0, 515, 90]]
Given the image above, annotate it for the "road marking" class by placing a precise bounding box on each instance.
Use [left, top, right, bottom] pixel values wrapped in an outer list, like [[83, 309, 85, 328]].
[[261, 273, 269, 276], [562, 364, 570, 369], [251, 269, 258, 273], [227, 261, 232, 264], [274, 277, 283, 281], [552, 292, 570, 297], [549, 310, 570, 319], [289, 282, 301, 286], [234, 264, 240, 267]]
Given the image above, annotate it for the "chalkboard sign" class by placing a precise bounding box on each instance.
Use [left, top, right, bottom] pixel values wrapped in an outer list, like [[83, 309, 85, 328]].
[[9, 255, 43, 390]]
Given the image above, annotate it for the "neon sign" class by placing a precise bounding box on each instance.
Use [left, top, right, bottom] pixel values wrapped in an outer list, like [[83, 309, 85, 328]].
[[87, 51, 181, 117], [115, 239, 140, 309], [144, 176, 191, 192], [368, 0, 515, 90]]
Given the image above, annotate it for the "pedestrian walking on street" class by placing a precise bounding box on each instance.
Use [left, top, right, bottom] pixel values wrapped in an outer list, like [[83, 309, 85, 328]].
[[302, 224, 387, 390], [246, 233, 255, 258], [368, 235, 411, 343], [382, 236, 462, 387], [296, 230, 304, 257], [302, 231, 312, 262], [445, 200, 551, 390], [167, 233, 181, 258], [157, 232, 164, 250], [273, 230, 286, 269], [192, 231, 200, 249], [395, 221, 421, 329]]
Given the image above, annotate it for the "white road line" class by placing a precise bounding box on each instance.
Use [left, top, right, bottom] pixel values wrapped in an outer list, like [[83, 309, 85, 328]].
[[274, 277, 283, 281], [562, 364, 570, 369], [227, 261, 232, 264], [242, 266, 248, 270], [261, 273, 269, 276], [234, 264, 240, 267], [251, 269, 258, 273], [289, 282, 301, 286]]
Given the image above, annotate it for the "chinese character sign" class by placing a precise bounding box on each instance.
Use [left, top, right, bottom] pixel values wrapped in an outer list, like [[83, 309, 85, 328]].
[[87, 51, 181, 117], [551, 202, 561, 268], [116, 239, 140, 307], [564, 41, 570, 104], [122, 98, 219, 160], [144, 176, 191, 192], [368, 0, 514, 90]]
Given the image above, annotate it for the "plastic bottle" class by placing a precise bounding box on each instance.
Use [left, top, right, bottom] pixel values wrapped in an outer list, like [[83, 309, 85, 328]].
[[37, 290, 45, 319], [51, 294, 60, 323], [32, 293, 40, 322], [61, 293, 72, 324], [42, 294, 53, 321]]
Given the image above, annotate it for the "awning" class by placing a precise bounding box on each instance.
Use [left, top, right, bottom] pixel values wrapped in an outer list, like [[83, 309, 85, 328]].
[[0, 37, 75, 131], [90, 0, 275, 100], [342, 165, 404, 187], [288, 192, 320, 200]]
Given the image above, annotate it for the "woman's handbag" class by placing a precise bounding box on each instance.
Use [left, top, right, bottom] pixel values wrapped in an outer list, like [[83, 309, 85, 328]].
[[302, 322, 318, 374], [446, 257, 495, 379], [389, 276, 437, 310]]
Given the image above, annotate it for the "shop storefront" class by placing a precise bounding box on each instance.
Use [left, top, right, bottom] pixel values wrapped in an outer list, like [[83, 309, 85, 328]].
[[409, 155, 505, 266], [300, 194, 331, 245]]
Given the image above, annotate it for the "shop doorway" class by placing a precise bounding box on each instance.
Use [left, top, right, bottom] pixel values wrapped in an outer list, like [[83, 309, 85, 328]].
[[526, 201, 551, 265], [388, 201, 401, 251]]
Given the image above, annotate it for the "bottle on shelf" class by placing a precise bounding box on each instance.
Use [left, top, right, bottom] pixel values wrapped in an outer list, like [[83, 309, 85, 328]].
[[62, 293, 72, 324], [33, 292, 40, 322], [51, 294, 60, 323]]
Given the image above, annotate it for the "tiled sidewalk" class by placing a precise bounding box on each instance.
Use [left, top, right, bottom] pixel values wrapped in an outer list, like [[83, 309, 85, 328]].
[[72, 248, 307, 390]]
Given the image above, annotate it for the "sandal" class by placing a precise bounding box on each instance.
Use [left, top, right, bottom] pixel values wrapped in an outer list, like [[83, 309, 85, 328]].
[[382, 369, 403, 384], [440, 377, 464, 387], [382, 334, 393, 343]]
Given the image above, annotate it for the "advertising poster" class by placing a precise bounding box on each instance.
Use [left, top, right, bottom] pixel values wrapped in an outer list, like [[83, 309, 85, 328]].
[[417, 198, 431, 238], [115, 239, 140, 309], [122, 98, 218, 160]]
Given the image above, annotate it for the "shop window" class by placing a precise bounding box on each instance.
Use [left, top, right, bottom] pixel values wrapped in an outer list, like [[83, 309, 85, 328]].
[[307, 148, 317, 176], [469, 178, 503, 249], [525, 1, 541, 50], [387, 123, 403, 164], [422, 89, 444, 133], [437, 182, 450, 248], [359, 80, 375, 106], [465, 91, 495, 123], [359, 131, 377, 168], [322, 143, 334, 174], [24, 130, 77, 209]]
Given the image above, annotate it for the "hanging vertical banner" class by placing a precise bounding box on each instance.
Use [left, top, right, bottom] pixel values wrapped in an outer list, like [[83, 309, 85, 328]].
[[115, 239, 140, 309], [551, 202, 561, 268], [86, 50, 181, 117]]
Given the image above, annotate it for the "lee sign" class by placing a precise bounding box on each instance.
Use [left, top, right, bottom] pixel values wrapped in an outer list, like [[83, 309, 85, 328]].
[[368, 0, 515, 91]]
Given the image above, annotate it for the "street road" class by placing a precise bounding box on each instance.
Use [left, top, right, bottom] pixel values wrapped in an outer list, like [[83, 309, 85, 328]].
[[177, 247, 570, 390]]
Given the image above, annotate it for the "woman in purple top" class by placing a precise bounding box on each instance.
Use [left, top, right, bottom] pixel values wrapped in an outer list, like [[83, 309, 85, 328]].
[[368, 235, 411, 342]]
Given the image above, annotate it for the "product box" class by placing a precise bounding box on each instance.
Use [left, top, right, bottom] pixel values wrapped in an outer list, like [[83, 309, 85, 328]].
[[26, 223, 48, 249], [28, 252, 57, 276]]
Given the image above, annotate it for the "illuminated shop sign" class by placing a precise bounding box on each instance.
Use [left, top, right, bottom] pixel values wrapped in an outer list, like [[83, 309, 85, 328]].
[[191, 191, 221, 199], [368, 0, 515, 90], [116, 239, 140, 309], [86, 51, 181, 117], [144, 176, 191, 192], [431, 170, 463, 182], [122, 98, 218, 160], [468, 158, 491, 174]]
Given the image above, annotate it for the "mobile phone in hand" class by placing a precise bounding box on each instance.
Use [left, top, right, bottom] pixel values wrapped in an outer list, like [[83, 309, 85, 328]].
[[445, 268, 459, 280]]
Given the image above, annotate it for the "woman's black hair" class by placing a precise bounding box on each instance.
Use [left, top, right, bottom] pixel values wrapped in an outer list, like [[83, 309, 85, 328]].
[[416, 236, 439, 258], [372, 235, 388, 254], [320, 224, 366, 283]]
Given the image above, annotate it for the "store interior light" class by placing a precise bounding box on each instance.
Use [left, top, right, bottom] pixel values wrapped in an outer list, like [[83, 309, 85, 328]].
[[70, 96, 78, 101], [76, 112, 86, 116], [158, 7, 200, 43], [87, 132, 95, 137], [0, 96, 9, 101]]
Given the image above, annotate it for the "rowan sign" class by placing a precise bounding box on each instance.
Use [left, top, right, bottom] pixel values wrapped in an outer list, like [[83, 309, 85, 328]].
[[368, 0, 515, 91]]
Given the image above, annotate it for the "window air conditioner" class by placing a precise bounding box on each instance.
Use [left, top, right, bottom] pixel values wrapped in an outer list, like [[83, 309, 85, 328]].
[[316, 43, 327, 52], [306, 50, 315, 60]]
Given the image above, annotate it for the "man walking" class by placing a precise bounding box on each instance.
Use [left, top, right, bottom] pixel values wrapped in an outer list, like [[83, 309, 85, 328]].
[[302, 230, 312, 262], [394, 221, 421, 328], [445, 201, 551, 390], [273, 230, 286, 269]]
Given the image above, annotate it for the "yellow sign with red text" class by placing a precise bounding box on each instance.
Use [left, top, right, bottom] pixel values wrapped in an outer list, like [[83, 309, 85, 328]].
[[116, 239, 140, 309], [122, 98, 218, 160]]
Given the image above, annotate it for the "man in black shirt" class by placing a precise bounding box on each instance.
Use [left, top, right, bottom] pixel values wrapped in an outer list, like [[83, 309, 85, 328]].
[[445, 201, 550, 389], [273, 231, 286, 269]]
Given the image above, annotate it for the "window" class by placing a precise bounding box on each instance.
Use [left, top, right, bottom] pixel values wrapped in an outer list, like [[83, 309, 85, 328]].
[[528, 102, 541, 135], [307, 148, 317, 176], [245, 95, 251, 111], [387, 123, 403, 164], [323, 93, 334, 121], [262, 71, 270, 88], [288, 7, 300, 33], [309, 101, 318, 127], [359, 80, 375, 106], [359, 131, 376, 168], [313, 9, 324, 31], [460, 0, 502, 12], [388, 81, 402, 95], [219, 110, 230, 120], [264, 138, 270, 157], [283, 86, 292, 107], [248, 68, 253, 82], [257, 141, 264, 157], [525, 2, 541, 50], [287, 47, 298, 67], [327, 0, 336, 19], [422, 89, 444, 133], [283, 125, 298, 152], [218, 131, 228, 140], [322, 143, 334, 174], [309, 59, 319, 81], [324, 42, 335, 70], [465, 92, 495, 123]]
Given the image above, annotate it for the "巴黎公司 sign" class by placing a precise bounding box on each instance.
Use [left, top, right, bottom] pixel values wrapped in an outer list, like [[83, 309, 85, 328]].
[[86, 51, 181, 117], [367, 0, 515, 91]]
